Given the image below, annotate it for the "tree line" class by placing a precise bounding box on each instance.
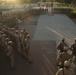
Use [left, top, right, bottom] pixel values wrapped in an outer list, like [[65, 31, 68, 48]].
[[0, 0, 76, 6], [56, 0, 76, 6]]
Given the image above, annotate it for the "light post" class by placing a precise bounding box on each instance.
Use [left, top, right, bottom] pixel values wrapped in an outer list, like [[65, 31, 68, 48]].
[[51, 0, 54, 15], [51, 0, 53, 7]]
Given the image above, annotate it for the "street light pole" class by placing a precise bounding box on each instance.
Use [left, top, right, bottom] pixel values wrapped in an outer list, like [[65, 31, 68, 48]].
[[51, 0, 54, 15], [51, 0, 53, 7]]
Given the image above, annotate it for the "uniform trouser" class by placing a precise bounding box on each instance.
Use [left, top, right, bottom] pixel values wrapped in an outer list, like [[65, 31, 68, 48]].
[[22, 48, 29, 60], [73, 56, 76, 65], [71, 52, 76, 65], [8, 55, 14, 68], [70, 61, 76, 71], [57, 50, 64, 58], [17, 42, 21, 54], [0, 44, 3, 52]]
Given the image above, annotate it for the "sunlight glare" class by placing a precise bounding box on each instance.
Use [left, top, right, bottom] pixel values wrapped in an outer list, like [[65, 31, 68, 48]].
[[6, 0, 18, 4]]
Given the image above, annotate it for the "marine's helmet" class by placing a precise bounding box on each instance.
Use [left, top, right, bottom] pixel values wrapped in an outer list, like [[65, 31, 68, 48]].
[[64, 61, 70, 67]]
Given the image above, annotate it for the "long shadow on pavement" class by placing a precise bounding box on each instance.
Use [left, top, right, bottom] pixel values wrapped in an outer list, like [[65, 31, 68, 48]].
[[0, 41, 57, 75]]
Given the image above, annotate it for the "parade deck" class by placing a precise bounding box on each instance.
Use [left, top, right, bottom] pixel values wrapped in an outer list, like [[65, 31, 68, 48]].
[[0, 41, 57, 75]]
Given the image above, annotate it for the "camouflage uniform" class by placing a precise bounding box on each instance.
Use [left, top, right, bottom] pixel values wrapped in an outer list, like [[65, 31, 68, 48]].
[[57, 38, 69, 53], [22, 28, 29, 38], [57, 46, 72, 68], [2, 34, 7, 46], [56, 61, 75, 75], [70, 38, 76, 56], [15, 30, 21, 53], [4, 38, 10, 49], [20, 32, 33, 63], [5, 41, 14, 69], [22, 36, 30, 60], [70, 38, 76, 65], [20, 30, 25, 51]]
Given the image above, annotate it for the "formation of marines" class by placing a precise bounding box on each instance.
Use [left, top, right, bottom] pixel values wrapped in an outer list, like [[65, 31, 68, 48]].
[[56, 38, 76, 75], [0, 7, 48, 70], [0, 8, 76, 74], [0, 24, 33, 70], [1, 22, 76, 74]]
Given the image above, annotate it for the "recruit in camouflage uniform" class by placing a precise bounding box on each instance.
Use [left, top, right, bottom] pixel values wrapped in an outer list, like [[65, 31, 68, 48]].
[[22, 28, 29, 38], [56, 61, 75, 75], [57, 46, 72, 68], [20, 30, 25, 52], [2, 34, 7, 46], [22, 34, 30, 60], [15, 30, 21, 54], [5, 41, 14, 69], [4, 37, 10, 49], [70, 38, 76, 65], [57, 38, 69, 53]]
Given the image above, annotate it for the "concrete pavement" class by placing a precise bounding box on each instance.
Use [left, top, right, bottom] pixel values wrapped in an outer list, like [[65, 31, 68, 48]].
[[0, 41, 57, 75], [33, 14, 76, 45]]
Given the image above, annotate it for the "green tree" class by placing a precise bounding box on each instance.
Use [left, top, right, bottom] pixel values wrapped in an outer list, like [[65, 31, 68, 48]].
[[72, 0, 76, 7], [43, 0, 46, 2], [30, 0, 40, 3], [19, 0, 40, 3], [64, 0, 72, 4], [55, 0, 64, 4]]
